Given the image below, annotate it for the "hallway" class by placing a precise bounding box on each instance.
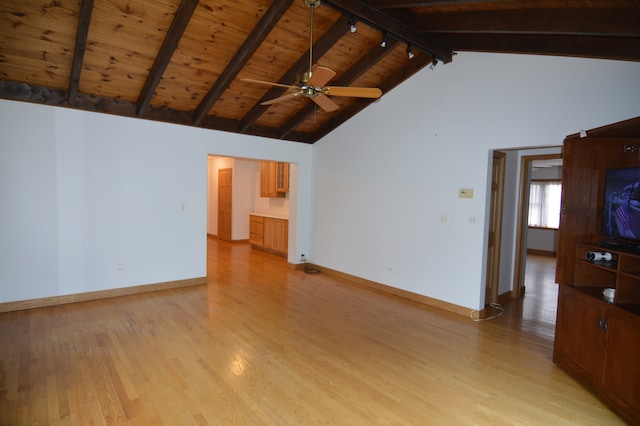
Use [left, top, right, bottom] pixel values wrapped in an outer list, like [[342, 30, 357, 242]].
[[501, 254, 559, 341]]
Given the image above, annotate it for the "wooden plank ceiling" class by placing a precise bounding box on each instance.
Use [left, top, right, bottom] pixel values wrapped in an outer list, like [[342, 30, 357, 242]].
[[1, 0, 638, 144]]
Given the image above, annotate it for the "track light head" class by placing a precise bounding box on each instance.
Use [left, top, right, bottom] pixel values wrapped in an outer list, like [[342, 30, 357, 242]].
[[406, 44, 414, 59], [349, 16, 357, 33], [429, 56, 438, 69], [380, 31, 387, 48]]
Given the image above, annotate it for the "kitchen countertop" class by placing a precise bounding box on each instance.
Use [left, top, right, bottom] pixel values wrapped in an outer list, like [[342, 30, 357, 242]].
[[250, 212, 289, 220]]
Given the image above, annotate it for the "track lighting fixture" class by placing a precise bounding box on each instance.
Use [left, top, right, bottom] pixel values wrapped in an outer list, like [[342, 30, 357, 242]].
[[406, 44, 414, 59], [380, 31, 388, 48], [349, 16, 357, 33], [429, 56, 438, 69]]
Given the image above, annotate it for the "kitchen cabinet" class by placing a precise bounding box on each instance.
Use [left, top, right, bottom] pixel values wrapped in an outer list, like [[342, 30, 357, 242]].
[[260, 161, 289, 198], [249, 214, 288, 256]]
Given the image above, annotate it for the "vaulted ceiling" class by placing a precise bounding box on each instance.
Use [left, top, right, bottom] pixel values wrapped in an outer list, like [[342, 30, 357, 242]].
[[1, 0, 638, 144]]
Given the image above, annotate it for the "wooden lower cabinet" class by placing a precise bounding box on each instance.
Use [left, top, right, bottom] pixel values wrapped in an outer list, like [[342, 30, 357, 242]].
[[249, 214, 288, 256], [554, 285, 640, 423], [249, 215, 264, 247]]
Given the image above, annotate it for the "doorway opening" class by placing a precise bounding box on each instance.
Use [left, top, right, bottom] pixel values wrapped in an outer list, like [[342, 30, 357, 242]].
[[207, 155, 296, 261], [484, 148, 562, 325], [513, 154, 563, 299]]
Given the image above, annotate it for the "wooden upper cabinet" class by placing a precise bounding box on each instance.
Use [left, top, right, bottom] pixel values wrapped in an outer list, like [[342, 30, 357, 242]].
[[556, 133, 640, 284], [556, 141, 599, 284], [275, 162, 290, 193], [260, 161, 289, 198]]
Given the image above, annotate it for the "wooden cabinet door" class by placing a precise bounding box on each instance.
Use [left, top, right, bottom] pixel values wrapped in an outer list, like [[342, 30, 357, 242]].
[[249, 215, 264, 247], [272, 219, 287, 253], [260, 160, 278, 197], [263, 218, 275, 250], [554, 286, 605, 387], [260, 161, 287, 198], [275, 162, 289, 193], [556, 141, 598, 284], [556, 138, 640, 284], [600, 309, 640, 421], [260, 161, 269, 197]]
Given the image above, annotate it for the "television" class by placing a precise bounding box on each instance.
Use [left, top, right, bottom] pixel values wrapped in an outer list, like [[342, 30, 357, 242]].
[[601, 167, 640, 247]]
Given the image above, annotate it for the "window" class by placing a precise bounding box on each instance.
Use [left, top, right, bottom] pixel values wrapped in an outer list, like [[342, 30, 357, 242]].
[[528, 180, 562, 229]]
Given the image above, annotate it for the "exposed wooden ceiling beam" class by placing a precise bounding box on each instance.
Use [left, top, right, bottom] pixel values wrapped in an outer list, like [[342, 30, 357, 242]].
[[366, 0, 510, 8], [192, 0, 294, 126], [68, 0, 94, 107], [136, 0, 199, 117], [239, 15, 350, 134], [278, 38, 400, 139], [415, 9, 640, 37], [439, 33, 640, 62], [323, 0, 452, 61]]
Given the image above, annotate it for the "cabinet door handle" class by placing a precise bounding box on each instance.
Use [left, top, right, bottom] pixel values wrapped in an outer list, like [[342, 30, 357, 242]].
[[603, 320, 609, 332], [597, 319, 604, 329]]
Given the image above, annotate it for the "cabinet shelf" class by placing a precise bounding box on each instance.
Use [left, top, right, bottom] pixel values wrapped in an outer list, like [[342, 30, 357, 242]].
[[574, 243, 640, 305], [576, 258, 617, 273]]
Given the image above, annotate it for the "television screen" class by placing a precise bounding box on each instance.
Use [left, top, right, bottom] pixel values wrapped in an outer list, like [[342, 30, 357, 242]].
[[602, 167, 640, 242]]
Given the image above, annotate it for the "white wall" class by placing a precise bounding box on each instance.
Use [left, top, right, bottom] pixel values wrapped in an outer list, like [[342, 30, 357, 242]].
[[0, 101, 313, 303], [528, 229, 557, 253], [2, 52, 639, 309], [207, 156, 260, 240], [232, 159, 258, 240], [312, 52, 640, 311]]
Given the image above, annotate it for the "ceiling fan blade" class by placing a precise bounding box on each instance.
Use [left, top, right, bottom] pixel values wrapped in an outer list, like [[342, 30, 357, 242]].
[[324, 86, 382, 99], [261, 92, 302, 106], [241, 78, 297, 90], [307, 66, 336, 87], [311, 94, 339, 112]]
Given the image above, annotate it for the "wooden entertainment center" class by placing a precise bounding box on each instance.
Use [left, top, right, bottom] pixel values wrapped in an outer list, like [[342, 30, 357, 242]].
[[554, 116, 640, 424]]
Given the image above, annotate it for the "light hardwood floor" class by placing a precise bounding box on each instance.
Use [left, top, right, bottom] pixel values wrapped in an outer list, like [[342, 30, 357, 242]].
[[0, 242, 625, 425]]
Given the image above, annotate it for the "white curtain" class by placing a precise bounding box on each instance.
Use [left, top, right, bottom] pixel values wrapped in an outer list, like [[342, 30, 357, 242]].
[[528, 181, 562, 228]]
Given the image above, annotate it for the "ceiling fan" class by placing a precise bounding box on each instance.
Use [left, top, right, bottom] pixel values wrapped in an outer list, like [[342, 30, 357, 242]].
[[242, 0, 382, 112]]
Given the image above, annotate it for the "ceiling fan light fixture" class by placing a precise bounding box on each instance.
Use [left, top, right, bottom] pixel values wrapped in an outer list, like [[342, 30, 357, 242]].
[[406, 44, 415, 59], [349, 16, 357, 33], [242, 0, 382, 113]]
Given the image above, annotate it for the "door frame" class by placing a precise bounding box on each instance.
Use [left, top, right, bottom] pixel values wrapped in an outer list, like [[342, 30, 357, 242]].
[[485, 151, 506, 305], [512, 153, 562, 298]]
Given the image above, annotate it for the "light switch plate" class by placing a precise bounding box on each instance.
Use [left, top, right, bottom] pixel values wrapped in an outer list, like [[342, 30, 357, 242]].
[[459, 188, 474, 199]]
